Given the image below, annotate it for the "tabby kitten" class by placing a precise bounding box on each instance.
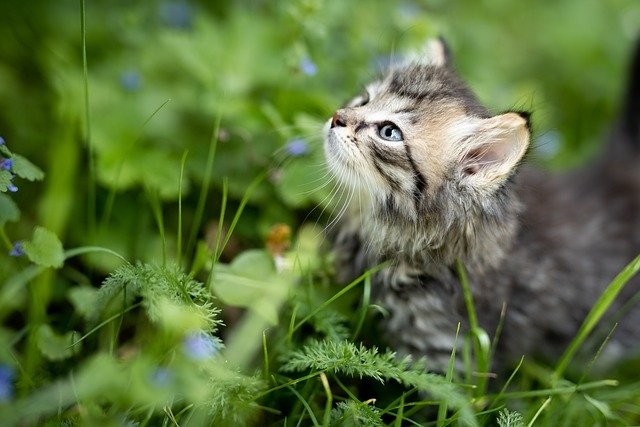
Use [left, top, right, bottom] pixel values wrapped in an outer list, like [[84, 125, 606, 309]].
[[324, 38, 640, 372]]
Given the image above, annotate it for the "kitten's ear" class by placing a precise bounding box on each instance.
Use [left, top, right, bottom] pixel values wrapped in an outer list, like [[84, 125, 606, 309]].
[[394, 37, 450, 70], [459, 112, 530, 189], [421, 37, 451, 67]]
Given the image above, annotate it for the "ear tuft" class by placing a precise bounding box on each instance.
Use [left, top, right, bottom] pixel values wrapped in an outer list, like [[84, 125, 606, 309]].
[[423, 37, 450, 67], [459, 112, 530, 188], [514, 110, 532, 130]]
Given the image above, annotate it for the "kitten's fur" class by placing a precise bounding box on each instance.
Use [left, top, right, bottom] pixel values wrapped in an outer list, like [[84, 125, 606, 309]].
[[324, 38, 640, 371]]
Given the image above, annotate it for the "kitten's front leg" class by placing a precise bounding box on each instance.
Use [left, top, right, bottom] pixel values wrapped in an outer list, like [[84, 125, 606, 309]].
[[331, 221, 371, 284], [374, 264, 467, 371]]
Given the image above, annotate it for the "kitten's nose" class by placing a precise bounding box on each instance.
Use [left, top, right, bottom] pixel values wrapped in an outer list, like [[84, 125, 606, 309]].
[[331, 111, 347, 128]]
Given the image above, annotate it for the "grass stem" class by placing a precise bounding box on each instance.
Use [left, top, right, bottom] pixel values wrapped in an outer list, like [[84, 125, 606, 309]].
[[456, 259, 490, 397], [553, 254, 640, 381], [186, 113, 221, 260], [80, 0, 95, 235]]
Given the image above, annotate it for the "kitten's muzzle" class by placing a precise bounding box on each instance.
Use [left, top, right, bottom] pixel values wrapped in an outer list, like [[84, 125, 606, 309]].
[[331, 111, 347, 128]]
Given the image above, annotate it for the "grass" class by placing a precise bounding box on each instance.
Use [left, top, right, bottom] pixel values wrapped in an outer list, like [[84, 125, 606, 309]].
[[0, 0, 639, 426]]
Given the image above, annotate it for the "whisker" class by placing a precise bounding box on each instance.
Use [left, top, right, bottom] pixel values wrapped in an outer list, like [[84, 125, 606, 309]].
[[323, 169, 357, 235], [302, 167, 346, 226]]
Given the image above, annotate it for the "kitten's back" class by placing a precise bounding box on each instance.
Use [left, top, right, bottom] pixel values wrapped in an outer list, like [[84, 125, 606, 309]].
[[491, 44, 640, 362]]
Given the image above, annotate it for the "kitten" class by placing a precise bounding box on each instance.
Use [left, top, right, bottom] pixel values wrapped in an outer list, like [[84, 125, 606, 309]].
[[324, 38, 640, 372]]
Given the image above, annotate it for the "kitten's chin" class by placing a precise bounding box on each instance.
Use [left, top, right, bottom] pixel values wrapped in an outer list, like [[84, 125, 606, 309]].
[[324, 151, 352, 185], [324, 130, 348, 169], [324, 141, 363, 190]]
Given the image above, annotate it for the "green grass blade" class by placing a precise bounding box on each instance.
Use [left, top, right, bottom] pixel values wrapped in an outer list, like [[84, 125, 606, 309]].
[[437, 322, 461, 427], [287, 303, 299, 345], [177, 150, 188, 263], [490, 356, 524, 409], [286, 385, 320, 427], [319, 372, 333, 426], [351, 274, 372, 340], [146, 187, 166, 265], [257, 371, 322, 399], [98, 99, 172, 230], [67, 302, 141, 348], [263, 330, 270, 382], [186, 113, 221, 260], [218, 171, 267, 257], [292, 263, 387, 333], [394, 393, 405, 427], [456, 259, 491, 396], [80, 0, 95, 235], [553, 254, 640, 381], [64, 246, 128, 263], [212, 177, 229, 265], [496, 379, 617, 400], [527, 396, 551, 427], [0, 246, 126, 320]]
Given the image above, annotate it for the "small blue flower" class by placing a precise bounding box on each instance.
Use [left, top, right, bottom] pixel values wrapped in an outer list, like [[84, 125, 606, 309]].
[[0, 159, 13, 171], [398, 2, 420, 20], [0, 137, 5, 146], [286, 138, 309, 157], [183, 331, 222, 360], [150, 367, 173, 387], [7, 183, 17, 193], [9, 242, 24, 257], [160, 1, 194, 30], [120, 70, 142, 92], [0, 364, 14, 401], [300, 56, 317, 76]]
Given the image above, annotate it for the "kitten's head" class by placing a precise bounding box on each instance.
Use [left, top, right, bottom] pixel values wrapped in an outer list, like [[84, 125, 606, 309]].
[[324, 38, 530, 264]]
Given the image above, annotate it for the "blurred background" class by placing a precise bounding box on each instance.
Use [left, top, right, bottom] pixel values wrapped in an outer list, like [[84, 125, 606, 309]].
[[0, 1, 639, 424], [0, 0, 638, 266]]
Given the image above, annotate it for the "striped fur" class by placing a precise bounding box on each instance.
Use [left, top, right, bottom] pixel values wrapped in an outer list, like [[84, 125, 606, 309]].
[[324, 39, 640, 373]]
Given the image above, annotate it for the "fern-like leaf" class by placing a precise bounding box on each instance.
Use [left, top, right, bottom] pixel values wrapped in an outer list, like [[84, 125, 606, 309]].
[[497, 408, 525, 427], [202, 363, 266, 424], [330, 400, 384, 427], [90, 262, 220, 332], [309, 309, 351, 341], [281, 339, 477, 426]]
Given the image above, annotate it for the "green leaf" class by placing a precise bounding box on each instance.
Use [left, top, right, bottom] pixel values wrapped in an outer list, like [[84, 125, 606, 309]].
[[11, 153, 44, 181], [228, 249, 275, 281], [0, 170, 13, 192], [553, 253, 640, 380], [0, 193, 20, 226], [211, 249, 291, 325], [583, 394, 615, 420], [284, 224, 323, 273], [281, 339, 477, 426], [37, 324, 81, 361], [23, 226, 65, 268], [278, 149, 330, 208], [0, 328, 17, 363], [497, 408, 524, 427], [68, 287, 98, 319], [331, 400, 384, 426], [91, 263, 221, 333]]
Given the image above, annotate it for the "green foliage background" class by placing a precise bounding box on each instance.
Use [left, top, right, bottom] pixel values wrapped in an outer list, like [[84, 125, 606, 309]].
[[0, 0, 639, 425]]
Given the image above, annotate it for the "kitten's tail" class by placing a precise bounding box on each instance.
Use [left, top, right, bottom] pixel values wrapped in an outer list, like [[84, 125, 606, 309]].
[[617, 37, 640, 151]]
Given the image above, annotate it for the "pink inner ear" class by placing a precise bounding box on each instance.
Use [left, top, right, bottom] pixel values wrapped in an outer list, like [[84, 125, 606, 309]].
[[462, 145, 502, 175], [459, 112, 530, 180], [463, 164, 479, 175]]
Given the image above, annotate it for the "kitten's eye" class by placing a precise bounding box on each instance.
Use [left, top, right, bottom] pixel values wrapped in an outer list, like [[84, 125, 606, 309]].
[[378, 123, 403, 142]]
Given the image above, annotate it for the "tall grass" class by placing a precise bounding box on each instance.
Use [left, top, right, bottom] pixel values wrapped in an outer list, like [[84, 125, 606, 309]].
[[0, 1, 639, 426]]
